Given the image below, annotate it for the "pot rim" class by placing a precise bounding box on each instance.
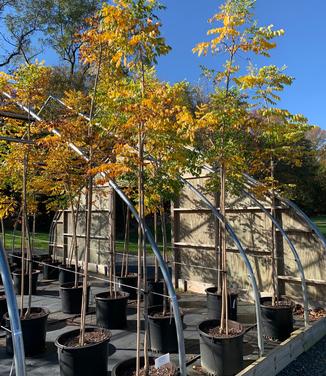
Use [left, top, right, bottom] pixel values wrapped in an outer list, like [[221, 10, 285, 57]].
[[260, 301, 293, 310], [59, 282, 88, 290], [4, 306, 49, 321], [148, 305, 184, 320], [198, 319, 245, 340], [95, 291, 130, 301], [12, 269, 41, 276], [55, 327, 111, 350], [205, 286, 238, 297], [117, 273, 138, 279]]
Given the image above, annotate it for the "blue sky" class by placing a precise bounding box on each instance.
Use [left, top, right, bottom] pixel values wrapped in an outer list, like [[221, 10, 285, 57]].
[[1, 0, 325, 129], [155, 0, 326, 129]]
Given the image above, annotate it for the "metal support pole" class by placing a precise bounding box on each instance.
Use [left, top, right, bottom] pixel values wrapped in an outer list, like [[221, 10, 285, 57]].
[[180, 177, 264, 356], [0, 241, 26, 376]]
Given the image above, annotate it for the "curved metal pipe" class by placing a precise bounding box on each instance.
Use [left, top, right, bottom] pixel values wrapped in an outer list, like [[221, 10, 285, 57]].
[[1, 93, 187, 375], [179, 177, 264, 356], [0, 242, 26, 376], [109, 180, 187, 374]]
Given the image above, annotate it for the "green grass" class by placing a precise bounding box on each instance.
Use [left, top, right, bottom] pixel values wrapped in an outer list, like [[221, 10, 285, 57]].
[[3, 230, 171, 256], [3, 231, 49, 252], [311, 215, 326, 238]]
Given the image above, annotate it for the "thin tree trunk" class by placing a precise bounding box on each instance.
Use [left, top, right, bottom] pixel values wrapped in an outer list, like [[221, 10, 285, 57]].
[[20, 210, 25, 318], [220, 164, 228, 334], [12, 207, 22, 254], [154, 211, 159, 282], [270, 158, 279, 306], [109, 188, 115, 296], [121, 207, 130, 277], [136, 121, 144, 375], [160, 203, 168, 316], [32, 212, 36, 251], [1, 219, 5, 248], [79, 177, 93, 346], [80, 42, 101, 346], [25, 213, 32, 318]]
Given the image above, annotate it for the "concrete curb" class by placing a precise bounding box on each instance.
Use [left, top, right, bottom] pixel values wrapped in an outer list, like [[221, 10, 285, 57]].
[[236, 317, 326, 376]]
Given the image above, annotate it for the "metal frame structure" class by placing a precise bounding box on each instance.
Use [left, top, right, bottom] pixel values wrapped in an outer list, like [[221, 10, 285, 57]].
[[0, 242, 26, 376], [1, 91, 325, 374]]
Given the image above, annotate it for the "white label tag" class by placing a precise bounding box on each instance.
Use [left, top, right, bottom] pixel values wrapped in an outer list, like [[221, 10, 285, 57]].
[[155, 353, 170, 369]]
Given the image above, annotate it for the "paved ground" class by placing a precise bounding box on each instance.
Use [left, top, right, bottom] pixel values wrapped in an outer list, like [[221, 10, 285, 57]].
[[278, 335, 326, 376], [0, 270, 318, 375]]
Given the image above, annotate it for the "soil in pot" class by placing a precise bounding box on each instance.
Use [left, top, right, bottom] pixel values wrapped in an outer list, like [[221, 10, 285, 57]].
[[95, 291, 129, 329], [198, 319, 244, 376], [60, 282, 89, 314], [43, 259, 61, 280], [148, 279, 165, 307], [206, 287, 238, 321], [148, 305, 184, 353], [4, 307, 49, 356], [59, 265, 80, 285], [261, 299, 294, 341], [12, 269, 40, 295], [117, 274, 138, 300], [55, 327, 111, 376], [111, 356, 176, 376]]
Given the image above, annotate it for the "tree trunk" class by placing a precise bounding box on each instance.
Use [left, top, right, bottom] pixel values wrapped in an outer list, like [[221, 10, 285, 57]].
[[154, 211, 159, 282], [1, 218, 5, 248], [270, 158, 279, 305], [121, 206, 130, 277], [160, 203, 168, 315], [79, 177, 93, 346], [219, 165, 228, 334]]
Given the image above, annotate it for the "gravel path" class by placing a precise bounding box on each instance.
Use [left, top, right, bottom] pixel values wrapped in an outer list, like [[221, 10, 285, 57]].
[[278, 335, 326, 375]]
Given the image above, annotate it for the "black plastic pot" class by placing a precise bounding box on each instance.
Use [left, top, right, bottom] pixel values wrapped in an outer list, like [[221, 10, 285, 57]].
[[148, 279, 164, 307], [12, 270, 40, 295], [117, 274, 138, 300], [9, 252, 21, 267], [95, 291, 129, 329], [60, 283, 89, 314], [4, 307, 49, 356], [261, 299, 294, 341], [148, 305, 184, 353], [112, 357, 157, 376], [55, 327, 111, 376], [43, 260, 61, 280], [206, 287, 238, 321], [198, 319, 244, 376], [59, 265, 80, 285]]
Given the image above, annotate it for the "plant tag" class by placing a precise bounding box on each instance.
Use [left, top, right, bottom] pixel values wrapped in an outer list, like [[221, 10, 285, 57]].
[[154, 353, 170, 369]]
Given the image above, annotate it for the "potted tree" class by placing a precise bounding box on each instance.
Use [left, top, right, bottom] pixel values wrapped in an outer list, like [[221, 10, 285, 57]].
[[0, 63, 50, 356], [193, 0, 287, 373], [53, 17, 113, 375], [238, 65, 309, 341], [79, 1, 178, 375], [142, 80, 194, 354]]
